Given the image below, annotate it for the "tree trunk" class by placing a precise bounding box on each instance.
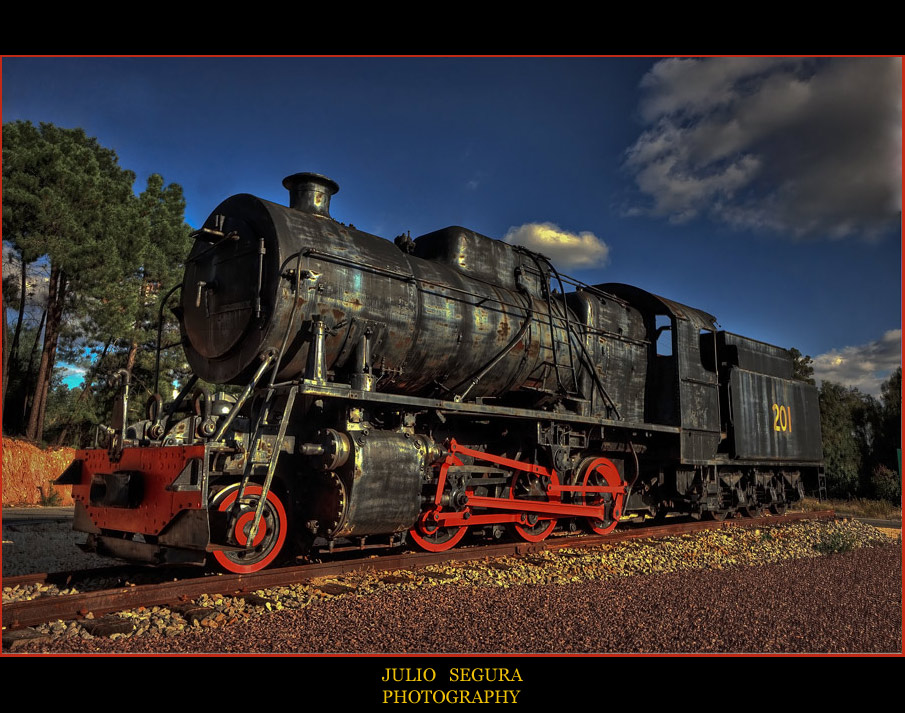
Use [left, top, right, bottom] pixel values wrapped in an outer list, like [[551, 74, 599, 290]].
[[55, 339, 110, 446], [2, 294, 8, 409], [125, 340, 139, 376], [3, 253, 29, 409], [34, 272, 67, 441], [55, 382, 92, 446], [124, 278, 145, 381], [26, 265, 66, 442], [20, 308, 46, 429]]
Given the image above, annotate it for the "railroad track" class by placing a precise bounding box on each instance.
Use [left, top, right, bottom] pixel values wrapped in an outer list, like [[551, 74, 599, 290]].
[[2, 510, 835, 631]]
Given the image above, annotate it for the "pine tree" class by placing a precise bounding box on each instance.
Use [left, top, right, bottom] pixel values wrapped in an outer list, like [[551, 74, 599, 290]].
[[67, 173, 193, 431], [3, 121, 190, 442]]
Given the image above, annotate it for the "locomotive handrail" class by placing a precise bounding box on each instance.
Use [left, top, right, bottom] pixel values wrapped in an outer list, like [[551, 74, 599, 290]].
[[303, 245, 603, 324], [284, 376, 683, 435], [268, 251, 306, 389], [545, 256, 623, 420], [303, 243, 621, 409], [213, 352, 278, 441], [516, 248, 578, 396]]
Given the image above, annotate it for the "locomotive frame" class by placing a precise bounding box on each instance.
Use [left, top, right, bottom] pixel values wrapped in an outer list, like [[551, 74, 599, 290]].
[[58, 173, 824, 573]]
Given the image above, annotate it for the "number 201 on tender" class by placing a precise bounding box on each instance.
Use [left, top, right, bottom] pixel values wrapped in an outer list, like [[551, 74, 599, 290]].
[[772, 403, 791, 432]]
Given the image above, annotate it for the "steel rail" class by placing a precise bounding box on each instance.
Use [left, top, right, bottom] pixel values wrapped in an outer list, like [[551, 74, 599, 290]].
[[2, 510, 836, 630]]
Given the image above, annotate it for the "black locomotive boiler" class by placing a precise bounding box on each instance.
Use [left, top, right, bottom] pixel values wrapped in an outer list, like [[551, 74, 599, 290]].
[[59, 173, 824, 572]]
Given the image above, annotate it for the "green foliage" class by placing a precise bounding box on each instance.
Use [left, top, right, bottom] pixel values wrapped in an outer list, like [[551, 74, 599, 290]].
[[875, 368, 902, 477], [810, 365, 902, 506], [70, 172, 194, 431], [869, 464, 902, 505], [819, 381, 870, 498], [3, 121, 137, 285], [3, 120, 142, 440], [2, 121, 192, 445], [41, 370, 105, 448], [2, 319, 45, 434], [38, 482, 64, 507], [814, 530, 857, 555], [798, 496, 901, 520], [789, 347, 816, 385]]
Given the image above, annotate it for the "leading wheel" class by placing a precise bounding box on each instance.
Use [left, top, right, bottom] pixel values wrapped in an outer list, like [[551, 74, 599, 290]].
[[509, 471, 558, 542], [409, 510, 468, 552], [210, 484, 288, 573], [580, 457, 624, 535]]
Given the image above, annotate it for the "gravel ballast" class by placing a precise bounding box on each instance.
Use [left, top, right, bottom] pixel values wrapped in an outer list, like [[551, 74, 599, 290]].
[[3, 519, 111, 577], [3, 517, 901, 654]]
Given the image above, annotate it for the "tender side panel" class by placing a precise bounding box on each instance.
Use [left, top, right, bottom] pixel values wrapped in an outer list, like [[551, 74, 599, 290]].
[[717, 331, 793, 379], [728, 370, 822, 461]]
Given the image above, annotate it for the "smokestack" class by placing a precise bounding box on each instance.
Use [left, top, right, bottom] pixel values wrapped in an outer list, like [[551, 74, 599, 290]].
[[282, 172, 339, 218]]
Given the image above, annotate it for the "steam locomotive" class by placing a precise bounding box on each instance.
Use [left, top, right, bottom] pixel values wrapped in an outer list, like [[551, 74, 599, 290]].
[[58, 173, 824, 573]]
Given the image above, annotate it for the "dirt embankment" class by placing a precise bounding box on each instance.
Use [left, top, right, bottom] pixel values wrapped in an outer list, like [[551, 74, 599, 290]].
[[1, 438, 75, 506]]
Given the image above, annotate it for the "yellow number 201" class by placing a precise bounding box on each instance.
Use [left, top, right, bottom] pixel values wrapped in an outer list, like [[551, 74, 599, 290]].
[[772, 403, 792, 432]]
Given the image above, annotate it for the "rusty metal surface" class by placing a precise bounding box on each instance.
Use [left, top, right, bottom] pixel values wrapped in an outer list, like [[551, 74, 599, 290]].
[[716, 331, 794, 379], [565, 290, 648, 422], [70, 172, 829, 572], [728, 369, 824, 461], [182, 187, 584, 406], [335, 431, 425, 537], [69, 446, 206, 535], [597, 283, 723, 462]]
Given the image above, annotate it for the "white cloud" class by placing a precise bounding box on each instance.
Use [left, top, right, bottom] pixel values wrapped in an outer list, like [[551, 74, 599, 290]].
[[625, 58, 902, 239], [503, 222, 609, 269], [812, 329, 901, 396]]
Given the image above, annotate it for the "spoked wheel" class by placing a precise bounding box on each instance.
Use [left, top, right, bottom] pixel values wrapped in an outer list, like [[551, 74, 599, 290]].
[[409, 510, 468, 552], [770, 501, 788, 516], [409, 455, 469, 552], [704, 509, 730, 522], [210, 484, 289, 573], [510, 471, 558, 542], [579, 457, 625, 535], [740, 502, 765, 518]]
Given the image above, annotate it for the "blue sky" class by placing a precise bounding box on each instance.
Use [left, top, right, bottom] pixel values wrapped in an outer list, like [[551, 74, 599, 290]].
[[2, 56, 901, 394]]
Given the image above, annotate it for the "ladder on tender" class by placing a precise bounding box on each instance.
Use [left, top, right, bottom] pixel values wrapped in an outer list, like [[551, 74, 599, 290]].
[[816, 466, 828, 501]]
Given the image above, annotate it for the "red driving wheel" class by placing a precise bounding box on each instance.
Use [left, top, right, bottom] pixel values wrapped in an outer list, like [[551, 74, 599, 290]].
[[408, 510, 469, 552], [210, 484, 288, 573], [581, 458, 624, 535], [408, 455, 468, 552], [510, 470, 559, 542]]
